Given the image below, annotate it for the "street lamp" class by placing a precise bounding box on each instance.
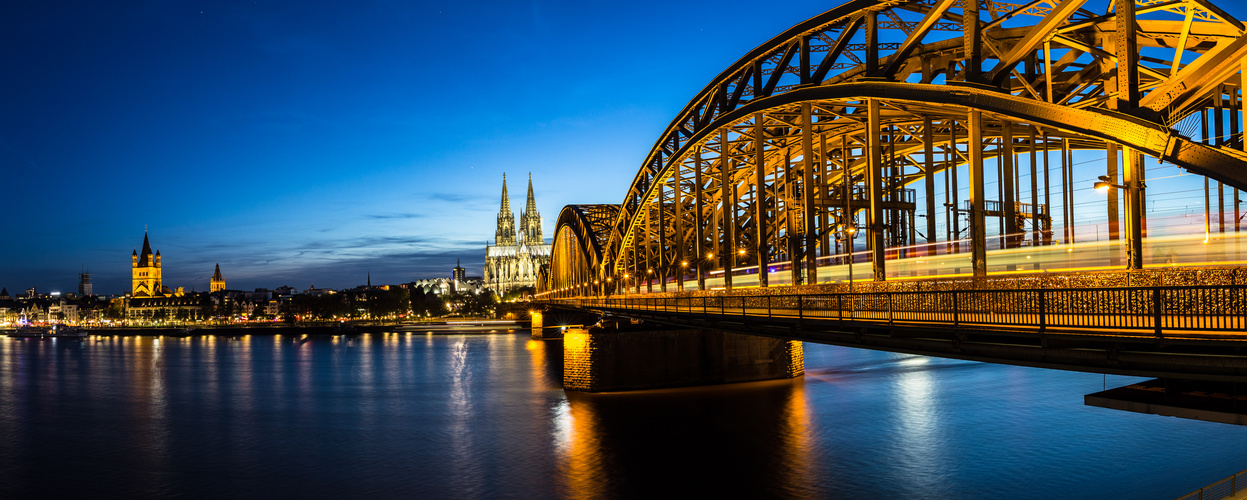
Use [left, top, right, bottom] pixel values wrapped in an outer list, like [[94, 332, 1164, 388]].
[[1091, 175, 1145, 269], [839, 223, 858, 291], [1094, 175, 1125, 192]]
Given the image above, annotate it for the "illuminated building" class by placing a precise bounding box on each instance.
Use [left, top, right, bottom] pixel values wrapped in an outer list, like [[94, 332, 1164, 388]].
[[453, 259, 466, 282], [485, 173, 551, 294], [211, 262, 225, 292], [126, 230, 198, 324], [131, 231, 169, 298]]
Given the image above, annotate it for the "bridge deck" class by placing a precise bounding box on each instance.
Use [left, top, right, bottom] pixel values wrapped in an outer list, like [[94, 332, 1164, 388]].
[[544, 284, 1247, 382]]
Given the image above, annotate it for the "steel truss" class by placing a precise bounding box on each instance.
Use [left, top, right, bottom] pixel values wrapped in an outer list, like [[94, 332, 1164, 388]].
[[543, 0, 1247, 296]]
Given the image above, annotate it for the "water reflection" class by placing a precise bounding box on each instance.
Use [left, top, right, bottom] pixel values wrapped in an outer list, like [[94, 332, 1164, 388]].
[[556, 377, 818, 498], [891, 356, 946, 495], [0, 333, 1244, 499]]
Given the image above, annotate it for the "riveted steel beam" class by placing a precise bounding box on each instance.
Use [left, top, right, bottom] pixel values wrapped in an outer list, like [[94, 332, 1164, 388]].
[[990, 0, 1093, 86], [882, 0, 958, 78]]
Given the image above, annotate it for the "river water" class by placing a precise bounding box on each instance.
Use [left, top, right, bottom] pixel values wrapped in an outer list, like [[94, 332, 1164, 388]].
[[0, 332, 1243, 499]]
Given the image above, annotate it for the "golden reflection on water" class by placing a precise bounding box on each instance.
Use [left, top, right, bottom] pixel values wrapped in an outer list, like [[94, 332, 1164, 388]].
[[778, 378, 815, 495], [555, 376, 817, 498], [557, 393, 607, 498], [525, 340, 545, 389]]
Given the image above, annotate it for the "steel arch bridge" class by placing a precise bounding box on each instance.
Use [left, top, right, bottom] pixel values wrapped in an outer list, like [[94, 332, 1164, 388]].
[[543, 0, 1247, 297]]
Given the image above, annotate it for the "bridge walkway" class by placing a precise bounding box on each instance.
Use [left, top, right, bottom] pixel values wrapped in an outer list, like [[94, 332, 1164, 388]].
[[543, 284, 1247, 382]]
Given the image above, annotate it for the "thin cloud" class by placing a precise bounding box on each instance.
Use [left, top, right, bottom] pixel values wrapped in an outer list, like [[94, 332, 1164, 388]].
[[364, 212, 425, 220]]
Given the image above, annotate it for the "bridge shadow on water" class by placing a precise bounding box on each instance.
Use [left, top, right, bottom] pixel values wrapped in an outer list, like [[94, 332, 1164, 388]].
[[554, 371, 823, 498]]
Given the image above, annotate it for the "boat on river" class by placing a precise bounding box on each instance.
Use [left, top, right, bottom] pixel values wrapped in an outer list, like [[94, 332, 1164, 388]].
[[9, 326, 50, 338], [49, 324, 87, 338], [7, 324, 87, 338]]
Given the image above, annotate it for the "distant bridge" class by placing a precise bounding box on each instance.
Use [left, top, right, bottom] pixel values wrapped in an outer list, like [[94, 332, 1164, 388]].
[[538, 0, 1247, 382]]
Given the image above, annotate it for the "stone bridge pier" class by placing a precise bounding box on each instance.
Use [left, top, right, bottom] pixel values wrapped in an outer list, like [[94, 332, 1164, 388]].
[[561, 319, 804, 393]]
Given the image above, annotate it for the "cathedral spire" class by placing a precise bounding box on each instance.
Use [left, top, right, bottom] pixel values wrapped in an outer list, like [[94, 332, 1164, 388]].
[[500, 173, 512, 216], [525, 172, 537, 215], [494, 174, 517, 246], [519, 173, 542, 244]]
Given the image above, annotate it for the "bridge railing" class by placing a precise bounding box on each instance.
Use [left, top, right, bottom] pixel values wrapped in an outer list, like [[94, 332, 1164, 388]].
[[1177, 468, 1247, 500], [549, 284, 1247, 337]]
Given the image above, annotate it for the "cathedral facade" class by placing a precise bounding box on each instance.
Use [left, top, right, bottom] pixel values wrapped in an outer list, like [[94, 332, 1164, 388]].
[[485, 174, 550, 294]]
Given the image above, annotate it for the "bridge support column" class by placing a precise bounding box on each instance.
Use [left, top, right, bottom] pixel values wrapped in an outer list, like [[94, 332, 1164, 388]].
[[1124, 147, 1145, 269], [866, 98, 887, 281], [1001, 122, 1018, 250], [754, 113, 769, 287], [968, 110, 988, 276], [695, 146, 707, 291], [563, 321, 804, 393], [530, 310, 563, 340], [802, 102, 818, 285], [923, 117, 937, 256], [722, 129, 735, 291], [658, 181, 668, 293]]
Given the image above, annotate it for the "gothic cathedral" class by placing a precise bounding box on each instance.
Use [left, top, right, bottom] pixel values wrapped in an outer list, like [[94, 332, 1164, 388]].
[[485, 174, 551, 294]]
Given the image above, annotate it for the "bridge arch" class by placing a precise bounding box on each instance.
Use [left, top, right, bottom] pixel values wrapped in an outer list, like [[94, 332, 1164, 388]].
[[547, 205, 620, 297], [543, 0, 1247, 296]]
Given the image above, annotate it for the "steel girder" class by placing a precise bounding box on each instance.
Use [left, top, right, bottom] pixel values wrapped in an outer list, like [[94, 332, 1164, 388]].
[[547, 205, 620, 294], [543, 0, 1247, 293]]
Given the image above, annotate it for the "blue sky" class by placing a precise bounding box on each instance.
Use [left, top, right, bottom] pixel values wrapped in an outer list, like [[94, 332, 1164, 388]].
[[3, 0, 1246, 295], [0, 0, 844, 295]]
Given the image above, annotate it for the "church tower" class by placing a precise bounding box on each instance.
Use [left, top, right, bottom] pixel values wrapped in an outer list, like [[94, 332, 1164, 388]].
[[211, 262, 225, 292], [495, 174, 517, 245], [131, 231, 163, 297], [518, 173, 543, 245]]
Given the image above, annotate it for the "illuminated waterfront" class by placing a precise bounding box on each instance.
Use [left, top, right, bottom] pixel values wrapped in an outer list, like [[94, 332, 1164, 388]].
[[0, 333, 1243, 498]]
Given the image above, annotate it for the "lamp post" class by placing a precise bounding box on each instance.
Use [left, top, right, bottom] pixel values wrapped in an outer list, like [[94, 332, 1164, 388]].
[[1094, 175, 1144, 269], [840, 224, 857, 292]]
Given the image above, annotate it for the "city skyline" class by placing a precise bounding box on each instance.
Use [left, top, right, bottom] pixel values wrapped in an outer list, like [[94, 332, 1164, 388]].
[[0, 0, 853, 295], [6, 0, 1247, 295]]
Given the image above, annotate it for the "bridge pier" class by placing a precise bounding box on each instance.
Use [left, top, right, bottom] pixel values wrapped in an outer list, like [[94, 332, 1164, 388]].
[[562, 320, 804, 393], [530, 310, 557, 340]]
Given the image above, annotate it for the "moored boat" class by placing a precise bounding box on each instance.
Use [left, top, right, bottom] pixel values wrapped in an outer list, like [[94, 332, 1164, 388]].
[[7, 324, 87, 338], [8, 325, 50, 338], [49, 324, 87, 338]]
